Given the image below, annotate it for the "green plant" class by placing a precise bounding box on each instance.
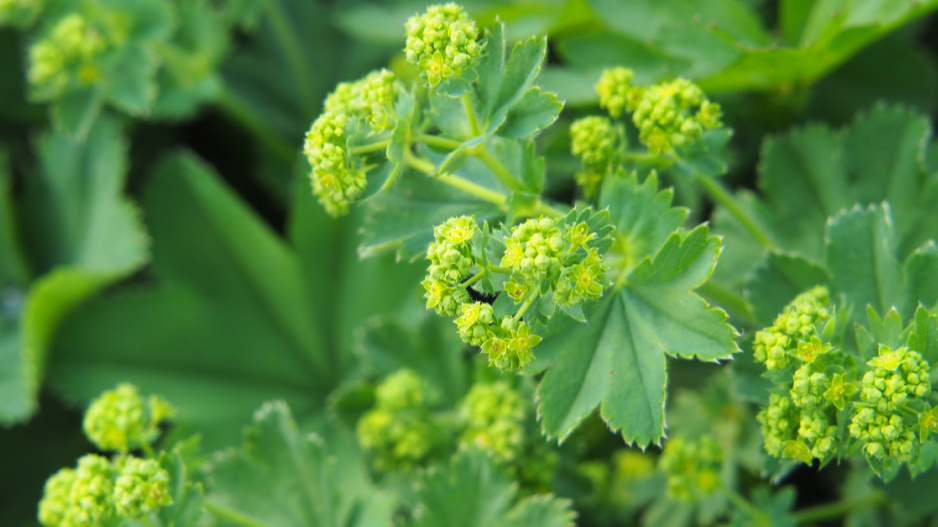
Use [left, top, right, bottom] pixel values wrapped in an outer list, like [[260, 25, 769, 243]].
[[4, 1, 938, 526]]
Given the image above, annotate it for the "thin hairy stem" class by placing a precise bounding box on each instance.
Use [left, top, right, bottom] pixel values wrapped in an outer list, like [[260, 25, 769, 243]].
[[695, 173, 775, 248], [404, 151, 508, 207], [350, 140, 391, 155], [463, 92, 480, 136], [416, 133, 463, 150], [514, 291, 538, 321]]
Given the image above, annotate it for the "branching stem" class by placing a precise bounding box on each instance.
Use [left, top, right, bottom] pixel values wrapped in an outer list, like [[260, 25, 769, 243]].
[[514, 291, 538, 321], [463, 92, 481, 136], [404, 151, 508, 208], [416, 134, 463, 150], [350, 140, 391, 155], [473, 147, 522, 191], [462, 271, 486, 289], [694, 173, 774, 248]]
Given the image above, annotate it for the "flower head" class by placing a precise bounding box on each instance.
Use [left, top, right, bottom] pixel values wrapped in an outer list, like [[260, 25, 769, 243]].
[[83, 383, 173, 453], [28, 13, 108, 98], [459, 381, 526, 462], [659, 435, 722, 501], [595, 66, 638, 118], [113, 457, 171, 518], [629, 78, 723, 156], [404, 3, 482, 86]]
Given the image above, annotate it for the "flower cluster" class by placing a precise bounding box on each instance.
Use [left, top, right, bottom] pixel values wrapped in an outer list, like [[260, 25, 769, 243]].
[[39, 384, 174, 527], [849, 345, 931, 464], [0, 0, 42, 27], [38, 454, 171, 527], [422, 211, 612, 373], [83, 383, 175, 453], [356, 369, 440, 471], [28, 13, 109, 99], [753, 286, 831, 370], [658, 435, 722, 501], [304, 69, 400, 217], [629, 78, 722, 156], [570, 116, 623, 196], [458, 381, 526, 462], [404, 3, 482, 86], [596, 66, 638, 119]]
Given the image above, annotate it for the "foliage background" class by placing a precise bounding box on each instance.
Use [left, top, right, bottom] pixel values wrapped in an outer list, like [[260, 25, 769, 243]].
[[2, 0, 938, 525]]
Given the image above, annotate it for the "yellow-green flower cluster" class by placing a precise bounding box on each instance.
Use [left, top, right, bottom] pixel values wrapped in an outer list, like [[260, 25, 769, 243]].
[[630, 78, 722, 156], [357, 369, 439, 471], [753, 286, 831, 370], [83, 383, 175, 453], [502, 217, 606, 307], [304, 69, 400, 216], [0, 0, 42, 27], [404, 3, 481, 86], [758, 393, 799, 459], [28, 13, 108, 98], [112, 457, 171, 517], [38, 454, 171, 527], [570, 116, 622, 196], [849, 345, 931, 464], [458, 381, 525, 462], [596, 66, 639, 119], [482, 318, 541, 373], [324, 69, 398, 133], [659, 435, 722, 501], [787, 362, 839, 461], [422, 216, 476, 316]]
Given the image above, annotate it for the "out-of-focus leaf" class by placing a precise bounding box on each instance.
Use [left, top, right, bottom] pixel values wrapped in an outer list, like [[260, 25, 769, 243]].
[[206, 401, 393, 527], [406, 449, 575, 527], [745, 251, 830, 326]]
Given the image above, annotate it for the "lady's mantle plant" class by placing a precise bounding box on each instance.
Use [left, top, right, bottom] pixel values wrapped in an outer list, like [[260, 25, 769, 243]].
[[303, 3, 738, 448]]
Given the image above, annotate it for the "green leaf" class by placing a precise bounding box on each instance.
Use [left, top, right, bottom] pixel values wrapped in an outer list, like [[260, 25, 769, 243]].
[[51, 88, 103, 139], [476, 22, 549, 136], [497, 87, 562, 140], [206, 401, 392, 527], [825, 203, 903, 317], [1, 120, 147, 424], [745, 251, 830, 326], [102, 44, 158, 115], [407, 449, 574, 527], [599, 171, 688, 274], [48, 153, 332, 446], [537, 226, 737, 446], [907, 306, 938, 365], [157, 444, 204, 527], [902, 242, 938, 315]]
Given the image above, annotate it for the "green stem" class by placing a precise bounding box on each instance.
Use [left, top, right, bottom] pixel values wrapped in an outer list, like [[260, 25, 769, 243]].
[[514, 292, 538, 321], [203, 501, 273, 527], [216, 89, 295, 164], [404, 151, 508, 208], [350, 140, 391, 155], [462, 271, 486, 289], [487, 264, 512, 274], [473, 147, 522, 191], [694, 173, 774, 249], [463, 92, 481, 136], [265, 0, 316, 117], [793, 493, 884, 523], [141, 442, 156, 460], [528, 199, 568, 219], [721, 486, 770, 527], [624, 152, 674, 167], [416, 133, 463, 150]]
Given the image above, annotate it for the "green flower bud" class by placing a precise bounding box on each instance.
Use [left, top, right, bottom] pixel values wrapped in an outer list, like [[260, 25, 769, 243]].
[[758, 393, 798, 458], [28, 13, 108, 98], [83, 383, 173, 453], [659, 435, 722, 501], [405, 3, 481, 86], [570, 116, 618, 167], [113, 457, 171, 518], [38, 454, 116, 527], [375, 369, 427, 411], [753, 286, 831, 371], [324, 69, 398, 132], [38, 467, 76, 527], [458, 381, 526, 463], [595, 66, 637, 118], [454, 301, 495, 346], [629, 78, 722, 156], [304, 111, 367, 216]]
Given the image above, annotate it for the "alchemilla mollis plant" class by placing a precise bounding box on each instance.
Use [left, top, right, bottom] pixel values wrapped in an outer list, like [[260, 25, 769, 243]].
[[3, 1, 938, 526]]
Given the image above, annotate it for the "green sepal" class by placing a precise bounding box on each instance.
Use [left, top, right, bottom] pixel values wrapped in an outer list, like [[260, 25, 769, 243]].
[[907, 306, 938, 365]]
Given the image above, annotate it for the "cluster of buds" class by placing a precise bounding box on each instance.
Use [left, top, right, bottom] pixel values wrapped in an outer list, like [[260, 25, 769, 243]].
[[569, 116, 623, 196], [304, 69, 400, 216], [39, 454, 171, 527], [28, 13, 109, 98], [39, 384, 175, 527], [849, 345, 931, 464], [658, 435, 722, 501], [630, 78, 722, 155], [82, 383, 175, 453], [423, 210, 612, 373], [356, 369, 440, 471], [458, 381, 526, 462], [0, 0, 42, 28], [596, 66, 639, 119], [753, 286, 831, 371], [404, 3, 482, 86]]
